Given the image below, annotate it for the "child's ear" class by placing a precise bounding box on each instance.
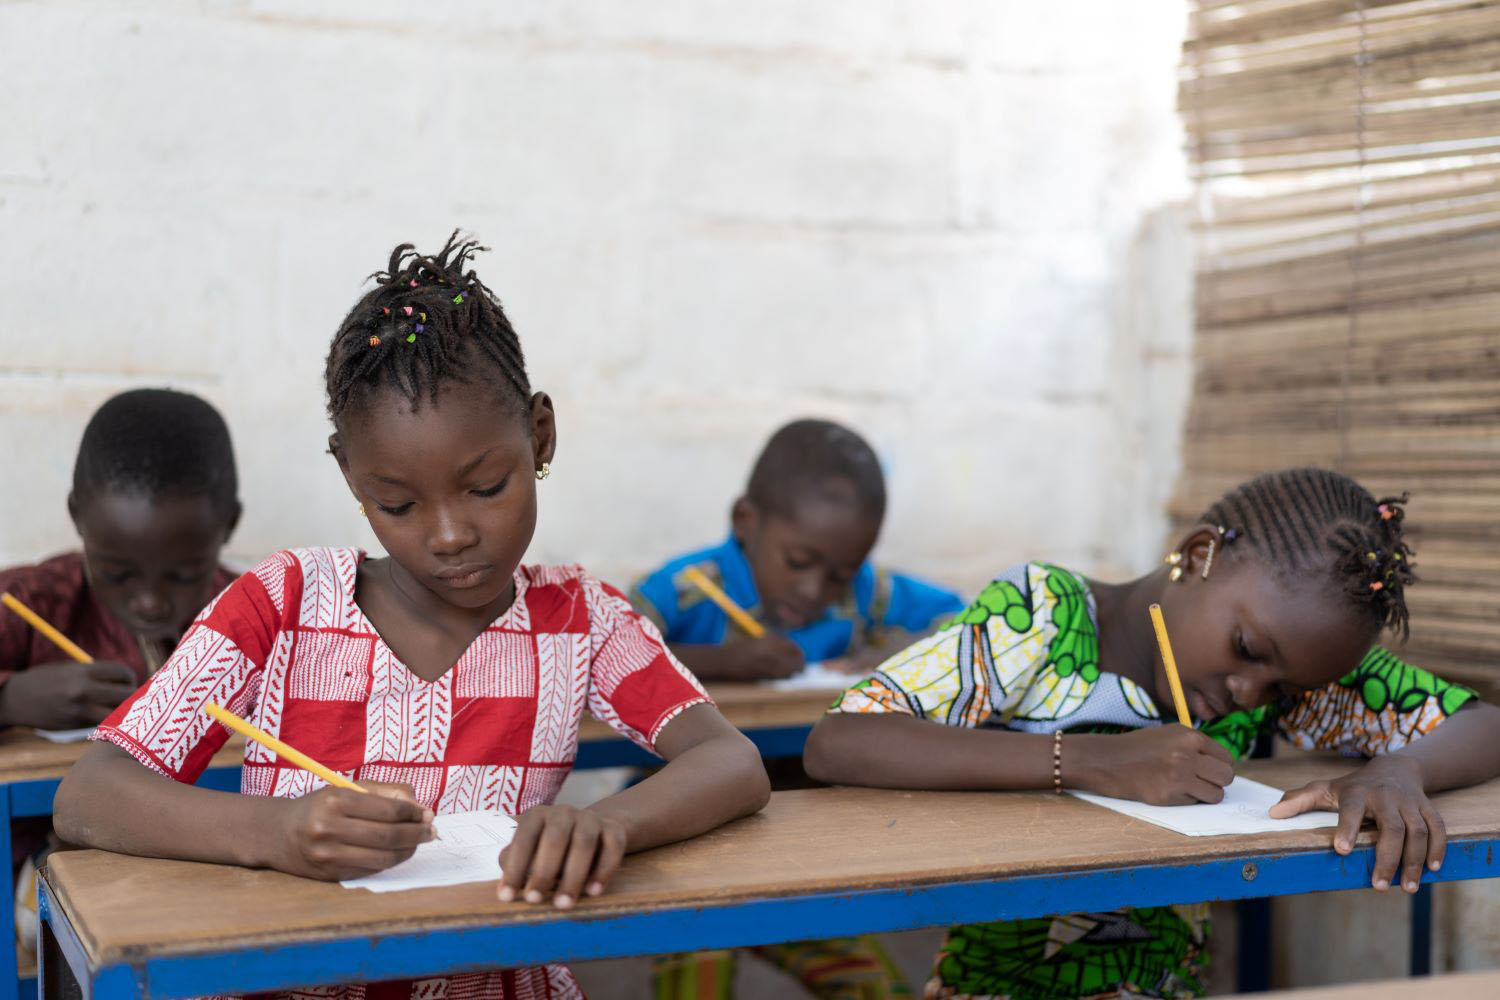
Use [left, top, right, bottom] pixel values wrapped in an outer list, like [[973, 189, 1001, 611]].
[[529, 392, 557, 468], [730, 496, 759, 544], [1177, 525, 1225, 581], [328, 434, 359, 497], [221, 500, 243, 542], [66, 490, 82, 528]]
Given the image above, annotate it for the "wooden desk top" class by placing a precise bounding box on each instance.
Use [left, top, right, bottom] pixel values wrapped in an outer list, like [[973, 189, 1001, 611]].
[[0, 682, 833, 786], [44, 757, 1500, 968]]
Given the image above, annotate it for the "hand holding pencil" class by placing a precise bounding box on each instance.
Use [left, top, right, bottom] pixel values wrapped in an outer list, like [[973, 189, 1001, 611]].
[[0, 592, 137, 729], [1054, 604, 1233, 805], [200, 702, 438, 881]]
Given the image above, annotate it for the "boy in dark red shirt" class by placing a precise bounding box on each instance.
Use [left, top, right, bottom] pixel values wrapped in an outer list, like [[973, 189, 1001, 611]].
[[0, 389, 241, 730]]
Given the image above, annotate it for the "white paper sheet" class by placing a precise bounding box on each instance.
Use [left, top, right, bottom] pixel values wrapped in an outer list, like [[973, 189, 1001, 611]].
[[768, 662, 859, 692], [1069, 776, 1338, 837], [341, 810, 517, 893], [35, 727, 94, 743]]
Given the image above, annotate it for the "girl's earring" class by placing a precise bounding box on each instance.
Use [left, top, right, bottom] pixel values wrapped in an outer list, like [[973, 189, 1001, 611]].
[[1165, 551, 1184, 583], [535, 463, 551, 481], [358, 503, 367, 518], [1201, 538, 1217, 580]]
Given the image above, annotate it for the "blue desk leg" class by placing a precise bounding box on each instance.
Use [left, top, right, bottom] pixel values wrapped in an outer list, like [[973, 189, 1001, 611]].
[[0, 785, 17, 1000], [1410, 881, 1433, 976]]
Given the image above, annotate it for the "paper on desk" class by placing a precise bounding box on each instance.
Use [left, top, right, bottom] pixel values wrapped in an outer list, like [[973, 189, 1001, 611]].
[[1069, 776, 1338, 837], [35, 727, 94, 743], [768, 662, 858, 692], [341, 810, 517, 893]]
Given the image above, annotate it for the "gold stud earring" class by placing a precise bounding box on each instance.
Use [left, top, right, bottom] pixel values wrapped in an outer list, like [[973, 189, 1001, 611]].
[[1165, 551, 1184, 583], [1201, 538, 1217, 580], [358, 503, 367, 518], [535, 463, 551, 481]]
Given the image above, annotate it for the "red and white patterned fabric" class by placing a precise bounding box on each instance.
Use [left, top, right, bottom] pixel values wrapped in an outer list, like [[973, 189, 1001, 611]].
[[94, 547, 712, 1000]]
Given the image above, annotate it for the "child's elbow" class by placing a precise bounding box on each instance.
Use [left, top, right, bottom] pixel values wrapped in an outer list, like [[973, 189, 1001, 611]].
[[724, 732, 771, 815], [803, 716, 847, 785], [53, 768, 90, 846], [743, 743, 772, 814]]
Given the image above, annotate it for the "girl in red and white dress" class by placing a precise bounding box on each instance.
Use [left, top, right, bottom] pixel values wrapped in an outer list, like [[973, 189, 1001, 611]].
[[55, 234, 771, 1000]]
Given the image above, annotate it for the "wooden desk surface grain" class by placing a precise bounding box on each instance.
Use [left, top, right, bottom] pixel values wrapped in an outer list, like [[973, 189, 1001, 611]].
[[45, 757, 1500, 967]]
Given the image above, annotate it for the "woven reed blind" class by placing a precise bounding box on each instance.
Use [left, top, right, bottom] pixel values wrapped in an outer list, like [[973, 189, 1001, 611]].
[[1175, 0, 1500, 683]]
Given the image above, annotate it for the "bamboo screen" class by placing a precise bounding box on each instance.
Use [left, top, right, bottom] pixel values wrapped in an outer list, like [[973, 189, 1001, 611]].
[[1175, 0, 1500, 683]]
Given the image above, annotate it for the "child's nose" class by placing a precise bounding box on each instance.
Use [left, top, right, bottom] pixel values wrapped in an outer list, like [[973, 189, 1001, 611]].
[[1226, 672, 1271, 710], [428, 507, 479, 555], [130, 588, 172, 624]]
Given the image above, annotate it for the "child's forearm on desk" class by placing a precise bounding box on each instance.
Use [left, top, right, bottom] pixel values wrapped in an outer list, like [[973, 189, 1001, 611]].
[[1388, 701, 1500, 792], [55, 742, 282, 867], [805, 712, 1057, 790], [587, 705, 769, 852]]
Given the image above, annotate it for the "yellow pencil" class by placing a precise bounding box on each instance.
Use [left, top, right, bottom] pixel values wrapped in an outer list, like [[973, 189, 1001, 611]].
[[202, 702, 367, 794], [1, 592, 94, 664], [681, 565, 767, 639], [1147, 603, 1193, 727]]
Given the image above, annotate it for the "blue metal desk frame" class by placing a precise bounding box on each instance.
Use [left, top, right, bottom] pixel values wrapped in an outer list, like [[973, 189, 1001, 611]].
[[2, 725, 815, 1000], [37, 835, 1500, 999]]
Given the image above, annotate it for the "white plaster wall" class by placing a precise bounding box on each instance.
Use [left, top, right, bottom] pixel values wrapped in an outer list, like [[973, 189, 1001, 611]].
[[0, 0, 1191, 595]]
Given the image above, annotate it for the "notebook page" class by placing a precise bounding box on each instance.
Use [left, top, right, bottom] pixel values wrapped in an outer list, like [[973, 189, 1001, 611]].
[[1069, 776, 1338, 837], [342, 810, 517, 892], [768, 662, 859, 691]]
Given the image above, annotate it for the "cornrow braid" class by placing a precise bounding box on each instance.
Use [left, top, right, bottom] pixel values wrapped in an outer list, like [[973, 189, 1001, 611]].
[[1200, 467, 1416, 640], [324, 231, 530, 424]]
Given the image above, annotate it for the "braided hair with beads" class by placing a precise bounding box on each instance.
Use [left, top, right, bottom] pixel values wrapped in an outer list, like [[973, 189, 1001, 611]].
[[324, 231, 530, 425], [1200, 467, 1416, 640]]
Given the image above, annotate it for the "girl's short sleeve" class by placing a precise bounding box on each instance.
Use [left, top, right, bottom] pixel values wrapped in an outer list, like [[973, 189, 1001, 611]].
[[829, 565, 1057, 729], [1277, 646, 1478, 757], [92, 554, 291, 783], [584, 577, 712, 753]]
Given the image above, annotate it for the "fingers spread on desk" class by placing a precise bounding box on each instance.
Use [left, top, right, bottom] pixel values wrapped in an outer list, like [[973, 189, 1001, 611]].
[[497, 807, 627, 908], [1423, 803, 1447, 874], [1397, 805, 1430, 893], [553, 821, 604, 908], [521, 813, 575, 902], [1267, 780, 1336, 821], [586, 819, 627, 897], [1370, 797, 1407, 890]]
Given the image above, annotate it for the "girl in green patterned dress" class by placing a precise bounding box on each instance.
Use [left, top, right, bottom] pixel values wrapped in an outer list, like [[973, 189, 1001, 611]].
[[805, 467, 1500, 1000]]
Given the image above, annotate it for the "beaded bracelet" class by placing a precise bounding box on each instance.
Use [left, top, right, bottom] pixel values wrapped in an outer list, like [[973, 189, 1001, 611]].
[[1052, 730, 1063, 793]]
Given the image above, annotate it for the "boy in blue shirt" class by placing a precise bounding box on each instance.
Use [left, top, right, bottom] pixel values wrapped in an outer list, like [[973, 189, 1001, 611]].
[[632, 418, 962, 682], [633, 419, 960, 1000]]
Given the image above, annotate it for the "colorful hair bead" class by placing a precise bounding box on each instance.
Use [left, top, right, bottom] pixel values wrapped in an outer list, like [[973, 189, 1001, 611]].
[[403, 305, 414, 316], [410, 279, 419, 288], [369, 335, 381, 347], [1223, 527, 1239, 543], [452, 293, 464, 304], [382, 307, 391, 317], [1378, 504, 1393, 520], [1369, 580, 1384, 592], [414, 323, 424, 333], [405, 333, 417, 344], [419, 312, 427, 322], [1366, 551, 1377, 561]]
